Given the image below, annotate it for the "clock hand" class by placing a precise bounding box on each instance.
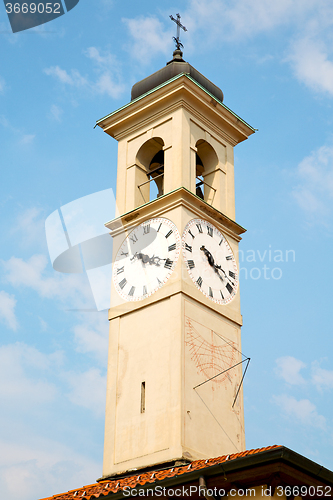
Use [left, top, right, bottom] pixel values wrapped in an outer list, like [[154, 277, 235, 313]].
[[214, 264, 235, 286], [131, 252, 150, 264], [200, 245, 225, 282], [131, 252, 166, 267], [200, 245, 215, 267], [148, 255, 166, 266]]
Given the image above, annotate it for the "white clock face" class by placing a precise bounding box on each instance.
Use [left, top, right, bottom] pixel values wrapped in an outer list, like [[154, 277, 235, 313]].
[[113, 218, 181, 301], [182, 218, 238, 305]]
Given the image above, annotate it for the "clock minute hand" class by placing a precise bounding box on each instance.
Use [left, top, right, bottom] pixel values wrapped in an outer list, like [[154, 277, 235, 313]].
[[214, 263, 235, 286], [200, 245, 215, 266], [131, 252, 150, 264], [148, 255, 166, 266]]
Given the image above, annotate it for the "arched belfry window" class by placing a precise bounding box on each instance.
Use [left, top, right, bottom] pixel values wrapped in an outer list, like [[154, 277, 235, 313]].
[[195, 153, 205, 200], [149, 150, 164, 199], [136, 138, 164, 203], [195, 140, 218, 204]]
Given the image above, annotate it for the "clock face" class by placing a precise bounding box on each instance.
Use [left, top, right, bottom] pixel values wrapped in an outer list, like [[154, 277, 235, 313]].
[[113, 218, 181, 301], [182, 218, 238, 305]]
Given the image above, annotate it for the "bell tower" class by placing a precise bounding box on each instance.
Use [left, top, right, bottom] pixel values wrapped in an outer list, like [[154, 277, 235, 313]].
[[97, 41, 255, 477]]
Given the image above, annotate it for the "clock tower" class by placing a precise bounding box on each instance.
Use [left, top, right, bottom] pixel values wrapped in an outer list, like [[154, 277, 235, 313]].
[[97, 46, 255, 478]]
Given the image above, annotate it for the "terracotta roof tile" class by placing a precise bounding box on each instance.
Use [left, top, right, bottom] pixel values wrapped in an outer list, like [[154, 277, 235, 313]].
[[40, 446, 282, 500]]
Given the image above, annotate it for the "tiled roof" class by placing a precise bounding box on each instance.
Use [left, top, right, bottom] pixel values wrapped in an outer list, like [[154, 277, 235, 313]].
[[40, 446, 282, 500]]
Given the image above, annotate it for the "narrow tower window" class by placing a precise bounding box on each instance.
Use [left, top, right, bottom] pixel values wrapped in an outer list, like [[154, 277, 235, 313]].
[[149, 150, 164, 199], [140, 381, 146, 413]]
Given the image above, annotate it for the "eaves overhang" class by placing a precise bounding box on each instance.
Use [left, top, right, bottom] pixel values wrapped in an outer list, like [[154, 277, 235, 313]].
[[103, 446, 333, 500], [96, 73, 255, 145], [104, 187, 246, 240]]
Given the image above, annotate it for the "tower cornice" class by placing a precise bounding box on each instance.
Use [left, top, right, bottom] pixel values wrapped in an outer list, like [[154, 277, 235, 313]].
[[97, 74, 255, 146], [105, 187, 246, 241]]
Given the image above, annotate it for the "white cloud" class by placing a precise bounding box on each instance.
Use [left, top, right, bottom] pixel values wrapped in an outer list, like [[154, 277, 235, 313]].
[[85, 46, 114, 66], [73, 312, 108, 364], [65, 368, 106, 417], [44, 65, 88, 87], [292, 145, 333, 217], [0, 76, 5, 93], [188, 0, 326, 41], [50, 104, 63, 122], [273, 394, 326, 429], [122, 1, 333, 99], [11, 207, 46, 249], [44, 47, 124, 99], [1, 254, 93, 308], [0, 114, 35, 145], [275, 356, 306, 385], [85, 47, 124, 98], [0, 437, 100, 500], [288, 37, 333, 96], [312, 362, 333, 390], [0, 343, 59, 405], [20, 134, 35, 145], [0, 290, 18, 331], [122, 16, 171, 64]]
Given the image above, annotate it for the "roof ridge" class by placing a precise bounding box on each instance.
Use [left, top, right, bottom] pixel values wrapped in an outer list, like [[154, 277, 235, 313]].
[[39, 446, 283, 500]]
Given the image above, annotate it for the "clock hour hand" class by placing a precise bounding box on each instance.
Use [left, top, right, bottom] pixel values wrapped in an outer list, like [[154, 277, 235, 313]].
[[200, 246, 224, 282], [200, 245, 215, 266]]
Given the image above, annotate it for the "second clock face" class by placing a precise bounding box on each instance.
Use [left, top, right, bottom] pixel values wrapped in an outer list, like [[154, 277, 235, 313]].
[[113, 218, 181, 301], [182, 219, 238, 305]]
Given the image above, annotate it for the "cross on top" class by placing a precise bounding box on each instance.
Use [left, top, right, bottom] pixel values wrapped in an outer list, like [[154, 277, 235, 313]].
[[169, 13, 187, 50]]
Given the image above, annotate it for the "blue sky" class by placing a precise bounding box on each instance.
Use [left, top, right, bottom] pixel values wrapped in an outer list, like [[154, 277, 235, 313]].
[[1, 1, 333, 498]]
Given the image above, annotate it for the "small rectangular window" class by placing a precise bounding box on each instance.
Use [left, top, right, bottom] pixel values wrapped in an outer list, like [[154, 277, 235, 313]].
[[141, 381, 145, 413]]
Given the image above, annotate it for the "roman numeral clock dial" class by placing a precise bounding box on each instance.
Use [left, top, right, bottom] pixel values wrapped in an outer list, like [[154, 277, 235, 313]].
[[182, 219, 238, 305], [113, 218, 181, 301]]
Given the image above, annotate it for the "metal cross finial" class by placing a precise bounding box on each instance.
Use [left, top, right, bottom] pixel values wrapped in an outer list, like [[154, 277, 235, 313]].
[[169, 13, 187, 50]]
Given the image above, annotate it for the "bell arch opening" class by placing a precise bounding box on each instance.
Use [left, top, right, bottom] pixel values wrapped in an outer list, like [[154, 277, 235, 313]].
[[136, 138, 165, 203], [195, 140, 219, 204]]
